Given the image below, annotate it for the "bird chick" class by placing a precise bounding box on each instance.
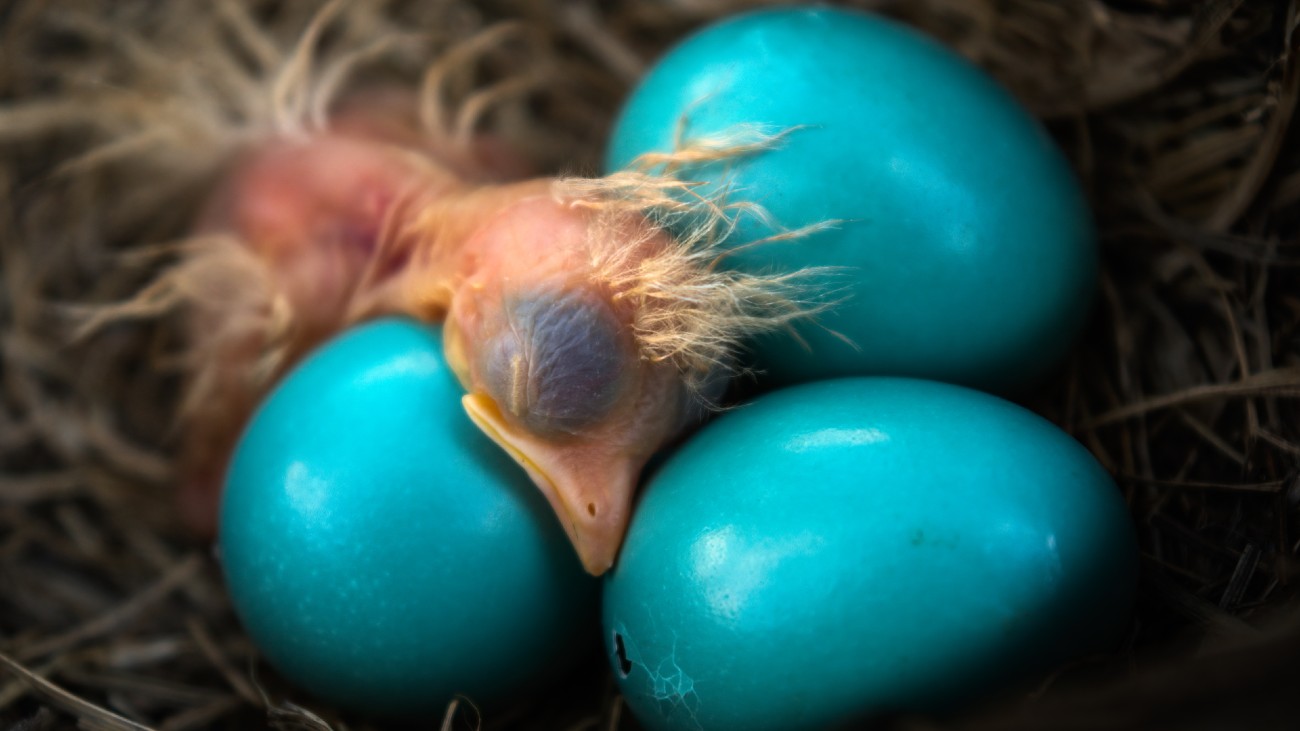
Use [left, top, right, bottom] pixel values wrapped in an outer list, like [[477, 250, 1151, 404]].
[[49, 0, 832, 573], [173, 98, 827, 575], [171, 92, 832, 574]]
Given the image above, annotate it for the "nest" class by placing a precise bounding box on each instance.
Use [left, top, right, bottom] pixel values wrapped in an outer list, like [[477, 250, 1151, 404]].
[[1, 0, 1298, 729]]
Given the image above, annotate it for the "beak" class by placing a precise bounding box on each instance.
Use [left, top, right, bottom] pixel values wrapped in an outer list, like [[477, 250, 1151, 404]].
[[462, 392, 638, 575]]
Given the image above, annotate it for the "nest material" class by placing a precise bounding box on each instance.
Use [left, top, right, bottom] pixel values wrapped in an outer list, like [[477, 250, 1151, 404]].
[[1, 0, 1298, 729]]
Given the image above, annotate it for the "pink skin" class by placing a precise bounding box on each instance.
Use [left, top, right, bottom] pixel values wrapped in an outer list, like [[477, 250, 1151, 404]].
[[180, 96, 690, 574], [179, 130, 454, 537]]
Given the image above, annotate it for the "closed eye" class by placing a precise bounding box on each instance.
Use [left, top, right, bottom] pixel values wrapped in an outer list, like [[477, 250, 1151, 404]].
[[481, 289, 630, 436]]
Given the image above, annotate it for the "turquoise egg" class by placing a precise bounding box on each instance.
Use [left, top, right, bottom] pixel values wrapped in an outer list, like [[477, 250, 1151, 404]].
[[606, 7, 1096, 391], [219, 319, 597, 717], [603, 378, 1136, 731]]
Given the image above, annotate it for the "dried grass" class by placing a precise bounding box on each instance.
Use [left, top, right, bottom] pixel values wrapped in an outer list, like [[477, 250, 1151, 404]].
[[1, 0, 1298, 729]]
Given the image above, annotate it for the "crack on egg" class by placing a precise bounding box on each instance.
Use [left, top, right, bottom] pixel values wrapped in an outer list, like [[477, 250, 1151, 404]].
[[615, 618, 704, 730]]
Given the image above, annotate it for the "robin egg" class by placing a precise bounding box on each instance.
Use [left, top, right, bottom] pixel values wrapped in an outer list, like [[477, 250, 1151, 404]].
[[603, 378, 1137, 731], [606, 7, 1097, 392], [219, 319, 597, 717]]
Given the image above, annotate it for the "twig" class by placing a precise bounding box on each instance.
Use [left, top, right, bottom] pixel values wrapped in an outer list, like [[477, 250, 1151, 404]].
[[1085, 368, 1300, 427], [0, 651, 157, 731], [16, 555, 203, 663]]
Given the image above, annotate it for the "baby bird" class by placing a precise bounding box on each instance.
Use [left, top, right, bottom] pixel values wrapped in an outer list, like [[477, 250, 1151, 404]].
[[179, 91, 827, 574], [184, 112, 807, 574], [66, 3, 821, 575]]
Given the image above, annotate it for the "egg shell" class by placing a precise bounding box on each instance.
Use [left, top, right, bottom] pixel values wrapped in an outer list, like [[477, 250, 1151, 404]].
[[219, 318, 597, 717], [606, 7, 1097, 392], [603, 378, 1137, 731]]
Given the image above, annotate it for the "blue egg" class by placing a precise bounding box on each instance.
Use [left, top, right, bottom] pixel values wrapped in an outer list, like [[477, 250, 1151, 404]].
[[220, 319, 597, 717], [603, 378, 1136, 731], [606, 7, 1096, 391]]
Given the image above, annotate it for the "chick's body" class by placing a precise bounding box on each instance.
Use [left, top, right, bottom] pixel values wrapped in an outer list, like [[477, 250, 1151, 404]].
[[181, 94, 700, 574]]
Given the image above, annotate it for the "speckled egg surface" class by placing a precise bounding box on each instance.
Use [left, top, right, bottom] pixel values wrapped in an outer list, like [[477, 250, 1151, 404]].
[[220, 319, 596, 717], [603, 378, 1137, 731], [606, 7, 1097, 392]]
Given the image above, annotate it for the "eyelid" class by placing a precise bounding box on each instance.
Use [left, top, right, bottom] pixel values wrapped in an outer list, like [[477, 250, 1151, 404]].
[[482, 289, 630, 436]]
